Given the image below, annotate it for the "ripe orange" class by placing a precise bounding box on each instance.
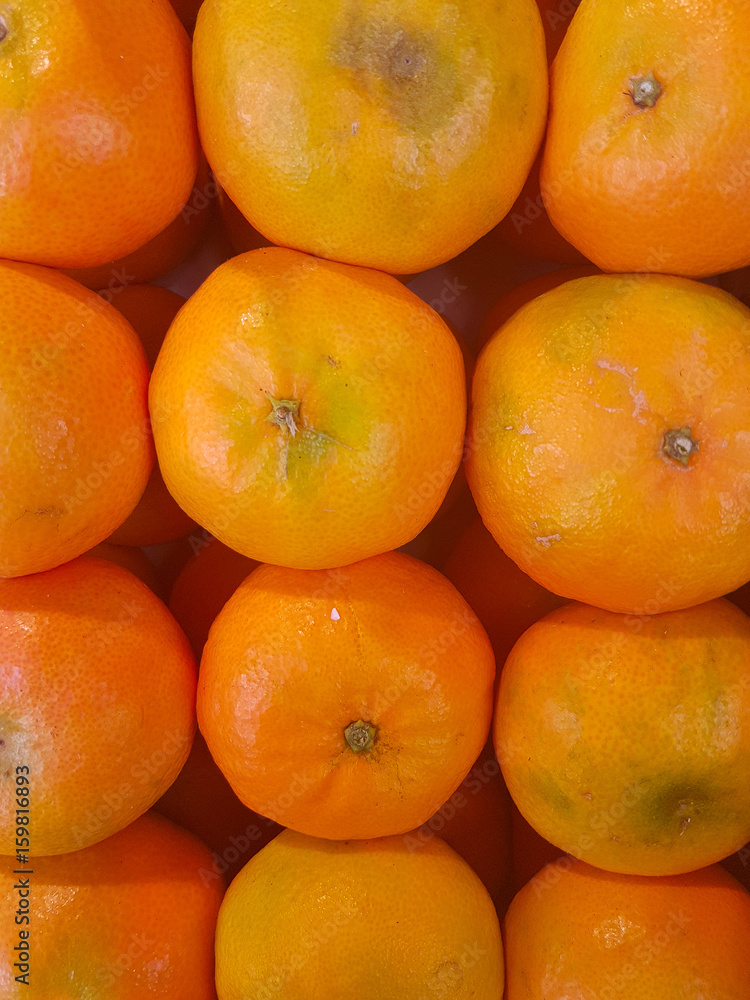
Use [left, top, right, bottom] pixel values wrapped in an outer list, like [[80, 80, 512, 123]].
[[466, 273, 750, 614], [495, 598, 750, 876], [0, 260, 152, 578], [541, 0, 750, 276], [510, 800, 569, 895], [61, 154, 215, 291], [440, 515, 565, 673], [168, 536, 259, 657], [408, 742, 514, 914], [102, 284, 198, 547], [0, 812, 222, 997], [0, 556, 196, 855], [215, 828, 504, 1000], [193, 0, 548, 273], [0, 0, 199, 269], [154, 732, 282, 887], [198, 551, 495, 840], [150, 247, 467, 570], [504, 859, 750, 999]]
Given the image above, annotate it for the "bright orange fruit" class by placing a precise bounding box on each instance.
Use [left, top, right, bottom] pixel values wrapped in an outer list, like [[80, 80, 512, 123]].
[[215, 828, 504, 1000], [541, 0, 750, 276], [0, 557, 196, 855], [495, 598, 750, 876], [198, 551, 495, 840], [193, 0, 548, 273], [0, 812, 222, 997], [150, 247, 467, 570], [0, 261, 152, 578], [504, 859, 750, 999], [467, 273, 750, 614], [0, 0, 199, 269]]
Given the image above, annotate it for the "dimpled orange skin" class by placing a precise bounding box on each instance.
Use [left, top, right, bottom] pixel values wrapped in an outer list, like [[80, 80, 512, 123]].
[[0, 260, 153, 579], [503, 860, 750, 1000], [0, 812, 222, 999], [198, 551, 495, 840], [149, 247, 467, 570], [541, 0, 750, 277], [466, 273, 750, 615], [215, 829, 504, 1000], [193, 0, 548, 274], [495, 598, 750, 877], [0, 557, 197, 856]]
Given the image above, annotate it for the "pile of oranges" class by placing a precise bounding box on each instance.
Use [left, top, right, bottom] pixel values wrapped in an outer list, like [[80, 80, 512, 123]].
[[2, 0, 750, 996]]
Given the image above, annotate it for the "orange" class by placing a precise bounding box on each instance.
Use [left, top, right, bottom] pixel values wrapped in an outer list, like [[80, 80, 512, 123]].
[[466, 273, 750, 614], [0, 260, 152, 578], [440, 515, 565, 672], [408, 742, 514, 914], [504, 859, 750, 999], [150, 247, 467, 570], [495, 598, 750, 877], [0, 0, 198, 269], [0, 556, 196, 855], [198, 550, 495, 840], [193, 0, 548, 274], [61, 154, 215, 291], [0, 811, 222, 997], [541, 0, 750, 277], [476, 264, 600, 349], [168, 536, 259, 657], [154, 732, 282, 887], [102, 284, 198, 547], [215, 828, 504, 1000]]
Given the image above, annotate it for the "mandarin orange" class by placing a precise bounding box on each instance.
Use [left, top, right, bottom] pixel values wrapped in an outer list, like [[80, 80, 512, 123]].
[[0, 0, 198, 268], [0, 260, 152, 578], [467, 273, 750, 614], [193, 0, 548, 273], [0, 557, 196, 855], [495, 598, 750, 876], [0, 812, 222, 997], [215, 828, 504, 1000], [198, 551, 495, 840], [150, 247, 467, 570], [504, 859, 750, 999], [541, 0, 750, 276]]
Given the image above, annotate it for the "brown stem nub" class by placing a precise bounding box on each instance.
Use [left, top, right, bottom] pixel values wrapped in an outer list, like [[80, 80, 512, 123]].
[[344, 719, 377, 754], [264, 393, 300, 437], [629, 71, 662, 109], [663, 426, 699, 466]]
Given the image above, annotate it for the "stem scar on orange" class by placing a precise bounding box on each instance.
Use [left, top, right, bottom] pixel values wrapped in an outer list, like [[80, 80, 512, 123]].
[[466, 273, 750, 614], [197, 551, 495, 841], [149, 246, 467, 570]]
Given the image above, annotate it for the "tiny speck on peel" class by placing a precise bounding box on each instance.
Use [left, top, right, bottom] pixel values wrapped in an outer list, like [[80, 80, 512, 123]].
[[330, 608, 340, 621]]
